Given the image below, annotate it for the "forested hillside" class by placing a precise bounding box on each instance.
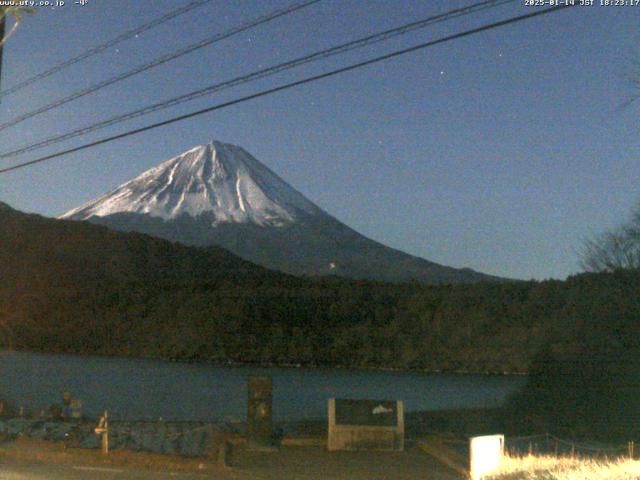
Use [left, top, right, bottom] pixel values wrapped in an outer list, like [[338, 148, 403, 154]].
[[2, 202, 639, 375]]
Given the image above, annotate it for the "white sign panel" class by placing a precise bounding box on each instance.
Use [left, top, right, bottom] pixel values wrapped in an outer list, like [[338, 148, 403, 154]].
[[469, 434, 504, 480]]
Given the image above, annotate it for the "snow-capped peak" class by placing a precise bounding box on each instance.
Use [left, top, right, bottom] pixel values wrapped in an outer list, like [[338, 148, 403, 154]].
[[61, 141, 322, 226]]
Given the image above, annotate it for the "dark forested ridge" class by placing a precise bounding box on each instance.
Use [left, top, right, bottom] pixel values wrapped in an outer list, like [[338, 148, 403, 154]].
[[82, 210, 503, 285], [2, 202, 639, 376]]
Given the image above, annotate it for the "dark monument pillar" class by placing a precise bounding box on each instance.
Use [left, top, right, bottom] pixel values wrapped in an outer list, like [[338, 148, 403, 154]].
[[247, 375, 273, 449]]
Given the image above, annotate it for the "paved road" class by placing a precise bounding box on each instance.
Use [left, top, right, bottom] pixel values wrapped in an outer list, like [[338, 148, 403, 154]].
[[0, 458, 217, 480], [0, 445, 462, 479]]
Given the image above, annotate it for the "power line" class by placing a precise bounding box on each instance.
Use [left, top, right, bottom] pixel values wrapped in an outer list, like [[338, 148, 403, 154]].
[[0, 0, 321, 132], [0, 0, 214, 100], [0, 0, 515, 159], [0, 4, 575, 176]]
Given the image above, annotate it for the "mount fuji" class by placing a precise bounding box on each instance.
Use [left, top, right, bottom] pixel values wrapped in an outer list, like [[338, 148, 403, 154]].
[[62, 141, 498, 284]]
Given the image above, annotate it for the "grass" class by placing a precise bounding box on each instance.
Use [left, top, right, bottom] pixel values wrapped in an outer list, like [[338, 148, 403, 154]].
[[488, 454, 640, 480]]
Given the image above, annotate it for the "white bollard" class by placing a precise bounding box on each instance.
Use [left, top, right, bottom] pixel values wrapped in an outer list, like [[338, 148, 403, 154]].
[[469, 434, 504, 480]]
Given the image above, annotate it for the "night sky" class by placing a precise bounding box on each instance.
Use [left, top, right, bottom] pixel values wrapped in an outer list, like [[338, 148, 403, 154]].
[[0, 0, 638, 280]]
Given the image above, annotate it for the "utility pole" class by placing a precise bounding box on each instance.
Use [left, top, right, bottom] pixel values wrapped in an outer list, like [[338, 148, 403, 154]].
[[0, 13, 6, 95]]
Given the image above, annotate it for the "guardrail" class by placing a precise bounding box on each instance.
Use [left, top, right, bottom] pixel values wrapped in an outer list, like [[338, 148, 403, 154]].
[[0, 417, 242, 457]]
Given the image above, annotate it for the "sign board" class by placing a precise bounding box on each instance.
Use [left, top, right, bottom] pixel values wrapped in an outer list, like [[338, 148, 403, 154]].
[[469, 434, 504, 480], [328, 398, 404, 451], [247, 376, 273, 449], [334, 399, 398, 426]]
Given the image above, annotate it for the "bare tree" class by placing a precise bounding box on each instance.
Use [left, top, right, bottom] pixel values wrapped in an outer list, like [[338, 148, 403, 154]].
[[0, 306, 16, 350], [582, 57, 640, 272], [629, 57, 640, 106], [0, 6, 32, 48], [581, 203, 640, 272]]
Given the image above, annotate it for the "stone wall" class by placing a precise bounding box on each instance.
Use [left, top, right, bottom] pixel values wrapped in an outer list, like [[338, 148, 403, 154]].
[[0, 418, 242, 456]]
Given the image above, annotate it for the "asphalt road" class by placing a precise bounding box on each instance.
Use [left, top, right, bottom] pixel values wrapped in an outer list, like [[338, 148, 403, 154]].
[[0, 444, 462, 479], [0, 458, 217, 480]]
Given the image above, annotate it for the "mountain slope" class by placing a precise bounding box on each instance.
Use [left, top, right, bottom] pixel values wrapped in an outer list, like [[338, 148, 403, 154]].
[[62, 140, 500, 284], [3, 201, 638, 379]]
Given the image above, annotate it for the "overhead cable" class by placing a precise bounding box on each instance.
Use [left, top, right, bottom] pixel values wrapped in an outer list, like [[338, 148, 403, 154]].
[[0, 0, 514, 159], [0, 4, 575, 175], [0, 0, 321, 131], [0, 0, 215, 99]]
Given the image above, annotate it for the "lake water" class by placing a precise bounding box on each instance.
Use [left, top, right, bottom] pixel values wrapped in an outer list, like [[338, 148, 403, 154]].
[[0, 351, 525, 422]]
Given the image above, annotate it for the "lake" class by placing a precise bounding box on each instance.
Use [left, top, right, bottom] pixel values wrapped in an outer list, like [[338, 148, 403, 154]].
[[0, 350, 525, 422]]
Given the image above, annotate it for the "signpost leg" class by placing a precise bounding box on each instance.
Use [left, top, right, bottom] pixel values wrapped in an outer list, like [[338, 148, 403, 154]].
[[247, 376, 274, 450]]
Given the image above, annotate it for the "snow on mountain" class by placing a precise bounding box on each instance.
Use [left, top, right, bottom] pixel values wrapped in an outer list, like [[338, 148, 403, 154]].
[[61, 139, 502, 284], [61, 141, 322, 226]]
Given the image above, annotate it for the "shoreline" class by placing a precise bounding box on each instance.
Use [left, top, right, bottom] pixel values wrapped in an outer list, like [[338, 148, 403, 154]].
[[0, 348, 528, 377]]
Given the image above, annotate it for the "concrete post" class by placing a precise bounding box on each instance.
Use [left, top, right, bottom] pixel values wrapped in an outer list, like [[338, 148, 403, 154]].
[[247, 376, 273, 450]]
